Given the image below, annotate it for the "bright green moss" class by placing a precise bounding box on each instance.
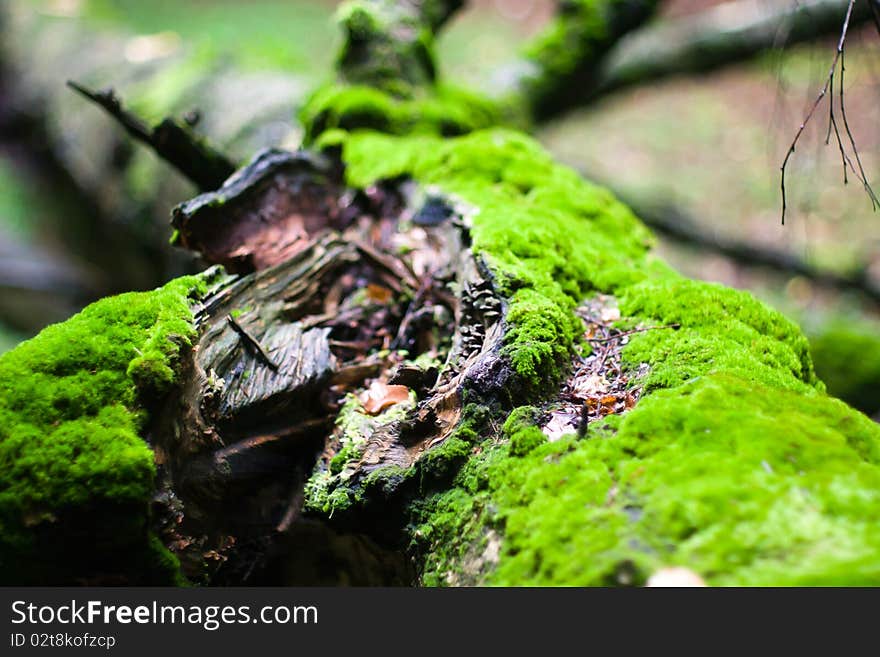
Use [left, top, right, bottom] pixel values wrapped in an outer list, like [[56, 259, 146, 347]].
[[502, 406, 545, 457], [416, 374, 880, 586], [501, 406, 539, 438], [808, 319, 880, 416], [0, 276, 205, 584], [508, 426, 546, 457], [618, 278, 820, 393], [301, 84, 499, 144]]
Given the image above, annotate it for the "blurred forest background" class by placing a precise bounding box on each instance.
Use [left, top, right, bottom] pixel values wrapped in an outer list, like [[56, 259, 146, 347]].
[[1, 0, 879, 416]]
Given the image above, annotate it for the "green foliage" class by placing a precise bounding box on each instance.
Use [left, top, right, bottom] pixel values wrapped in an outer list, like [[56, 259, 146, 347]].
[[0, 276, 204, 583], [809, 319, 880, 416]]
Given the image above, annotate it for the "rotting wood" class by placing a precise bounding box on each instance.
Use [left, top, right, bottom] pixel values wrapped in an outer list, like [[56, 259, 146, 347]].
[[150, 147, 514, 584]]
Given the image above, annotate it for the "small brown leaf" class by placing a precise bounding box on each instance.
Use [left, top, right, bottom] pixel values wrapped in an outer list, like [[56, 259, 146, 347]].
[[366, 283, 393, 304], [361, 382, 411, 415]]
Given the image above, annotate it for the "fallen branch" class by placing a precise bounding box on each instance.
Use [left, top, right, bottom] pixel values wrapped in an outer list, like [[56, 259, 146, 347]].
[[66, 80, 236, 191], [594, 0, 876, 103], [611, 188, 880, 305], [504, 0, 661, 123]]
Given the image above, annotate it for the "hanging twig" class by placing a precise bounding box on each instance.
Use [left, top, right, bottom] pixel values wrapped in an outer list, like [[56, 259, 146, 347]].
[[837, 47, 880, 210], [780, 0, 877, 224]]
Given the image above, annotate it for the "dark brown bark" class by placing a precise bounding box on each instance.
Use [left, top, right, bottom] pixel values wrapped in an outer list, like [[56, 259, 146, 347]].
[[150, 148, 509, 584]]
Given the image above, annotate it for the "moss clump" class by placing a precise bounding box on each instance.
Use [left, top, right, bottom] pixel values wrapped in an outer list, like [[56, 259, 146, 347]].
[[618, 278, 819, 393], [502, 406, 539, 438], [508, 427, 546, 458], [808, 319, 880, 416], [0, 276, 205, 584], [301, 84, 499, 144], [502, 406, 545, 457]]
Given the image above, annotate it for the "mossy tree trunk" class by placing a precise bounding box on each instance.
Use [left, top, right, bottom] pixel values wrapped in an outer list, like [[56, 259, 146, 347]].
[[3, 0, 880, 586]]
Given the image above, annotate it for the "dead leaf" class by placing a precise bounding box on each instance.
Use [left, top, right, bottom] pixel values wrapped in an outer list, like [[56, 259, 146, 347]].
[[366, 283, 393, 304], [542, 410, 579, 442], [361, 382, 411, 415], [573, 374, 609, 398]]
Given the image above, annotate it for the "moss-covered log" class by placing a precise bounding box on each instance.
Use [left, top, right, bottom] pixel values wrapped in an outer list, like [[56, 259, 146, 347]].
[[4, 126, 880, 585], [3, 1, 880, 587]]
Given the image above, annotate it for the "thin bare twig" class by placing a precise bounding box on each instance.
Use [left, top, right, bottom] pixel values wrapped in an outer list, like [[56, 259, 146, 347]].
[[780, 0, 877, 224], [838, 47, 880, 209], [226, 314, 280, 371], [825, 71, 850, 183]]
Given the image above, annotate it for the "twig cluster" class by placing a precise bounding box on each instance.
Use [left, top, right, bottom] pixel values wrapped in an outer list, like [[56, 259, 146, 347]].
[[781, 0, 878, 224]]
